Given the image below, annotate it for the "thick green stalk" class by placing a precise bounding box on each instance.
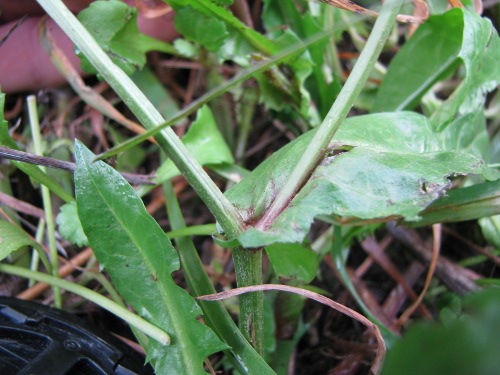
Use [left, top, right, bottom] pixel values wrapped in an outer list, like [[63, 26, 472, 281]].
[[163, 181, 273, 373], [256, 0, 405, 231], [231, 86, 263, 351], [37, 0, 245, 239], [0, 264, 170, 345], [232, 247, 263, 354]]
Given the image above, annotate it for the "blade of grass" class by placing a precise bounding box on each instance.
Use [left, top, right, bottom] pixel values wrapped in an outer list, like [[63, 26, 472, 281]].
[[29, 219, 45, 287], [168, 0, 276, 54], [330, 225, 399, 345]]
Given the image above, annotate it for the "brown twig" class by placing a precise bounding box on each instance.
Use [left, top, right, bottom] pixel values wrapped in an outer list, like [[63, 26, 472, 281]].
[[442, 225, 500, 268], [319, 0, 425, 23], [381, 261, 426, 322], [0, 146, 155, 185]]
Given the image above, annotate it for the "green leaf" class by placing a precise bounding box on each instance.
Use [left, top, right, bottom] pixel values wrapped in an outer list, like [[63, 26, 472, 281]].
[[373, 9, 464, 112], [155, 105, 234, 183], [374, 9, 500, 132], [381, 288, 500, 375], [74, 141, 226, 374], [174, 6, 228, 51], [77, 0, 175, 76], [166, 0, 276, 55], [212, 0, 234, 5], [0, 93, 7, 129], [0, 220, 50, 270], [432, 10, 499, 163], [56, 202, 88, 247], [225, 112, 497, 247], [433, 10, 500, 127], [438, 110, 489, 160], [266, 243, 318, 283], [254, 29, 319, 125]]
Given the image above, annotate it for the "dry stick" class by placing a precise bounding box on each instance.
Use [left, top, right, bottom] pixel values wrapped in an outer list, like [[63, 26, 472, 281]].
[[197, 284, 386, 375], [448, 0, 465, 8], [0, 146, 154, 185], [393, 224, 441, 330], [319, 0, 424, 23]]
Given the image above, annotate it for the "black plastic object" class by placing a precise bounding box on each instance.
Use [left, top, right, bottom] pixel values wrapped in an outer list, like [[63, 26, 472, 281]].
[[0, 297, 154, 375]]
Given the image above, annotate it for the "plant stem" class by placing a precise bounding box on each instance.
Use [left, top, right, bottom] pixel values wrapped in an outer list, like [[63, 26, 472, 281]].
[[232, 247, 264, 355], [37, 0, 245, 239], [27, 95, 62, 308], [29, 219, 45, 287], [163, 181, 273, 373], [256, 0, 405, 231], [0, 263, 170, 345]]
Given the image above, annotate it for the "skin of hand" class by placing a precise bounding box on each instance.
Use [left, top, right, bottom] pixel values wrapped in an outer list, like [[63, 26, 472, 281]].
[[0, 0, 177, 93]]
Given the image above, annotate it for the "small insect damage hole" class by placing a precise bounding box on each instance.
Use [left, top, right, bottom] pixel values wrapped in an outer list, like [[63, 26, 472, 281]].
[[418, 178, 449, 197]]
